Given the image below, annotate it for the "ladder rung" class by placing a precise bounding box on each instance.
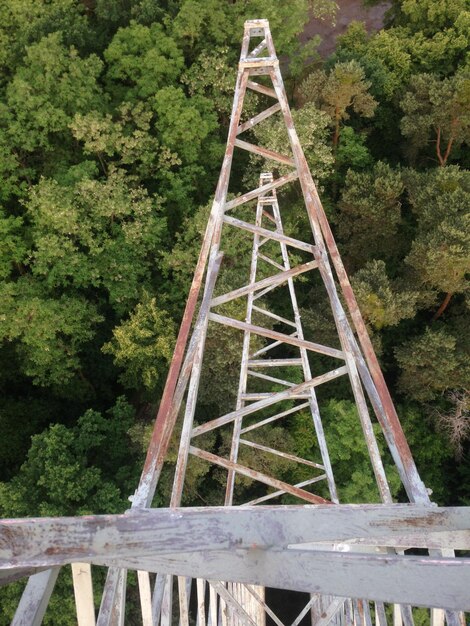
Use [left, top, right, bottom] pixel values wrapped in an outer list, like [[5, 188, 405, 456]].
[[259, 196, 276, 204], [240, 402, 311, 435], [239, 438, 325, 470], [241, 393, 311, 400], [250, 331, 298, 358], [247, 358, 303, 367], [224, 171, 298, 212], [247, 369, 294, 387]]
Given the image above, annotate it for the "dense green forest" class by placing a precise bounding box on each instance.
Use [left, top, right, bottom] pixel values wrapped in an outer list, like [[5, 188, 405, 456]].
[[0, 0, 468, 621]]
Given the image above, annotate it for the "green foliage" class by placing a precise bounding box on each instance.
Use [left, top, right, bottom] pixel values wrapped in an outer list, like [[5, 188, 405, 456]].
[[404, 166, 470, 299], [300, 59, 377, 121], [334, 125, 373, 171], [299, 60, 377, 152], [3, 33, 103, 153], [153, 86, 217, 165], [401, 72, 470, 166], [0, 397, 136, 517], [399, 402, 455, 504], [104, 21, 184, 99], [334, 22, 413, 100], [167, 0, 334, 74], [0, 0, 90, 76], [182, 46, 240, 118], [395, 327, 470, 402], [0, 209, 26, 278], [249, 103, 334, 183], [71, 103, 160, 179], [0, 397, 60, 480], [0, 31, 104, 203], [0, 279, 102, 390], [331, 1, 469, 163], [314, 399, 401, 503], [336, 162, 404, 268], [396, 0, 468, 33], [26, 171, 166, 311], [129, 410, 216, 506], [351, 260, 418, 330], [391, 0, 469, 74], [103, 294, 176, 394]]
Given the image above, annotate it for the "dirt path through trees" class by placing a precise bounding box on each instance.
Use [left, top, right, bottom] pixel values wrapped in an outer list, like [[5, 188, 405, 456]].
[[302, 0, 390, 56]]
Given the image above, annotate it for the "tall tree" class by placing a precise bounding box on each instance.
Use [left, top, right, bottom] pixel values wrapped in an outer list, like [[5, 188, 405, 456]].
[[336, 162, 404, 269], [400, 71, 470, 166], [299, 60, 377, 155], [0, 32, 104, 199], [404, 166, 470, 318], [395, 326, 470, 402]]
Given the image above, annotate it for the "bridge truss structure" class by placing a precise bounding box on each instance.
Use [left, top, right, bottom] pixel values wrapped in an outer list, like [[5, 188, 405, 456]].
[[2, 19, 469, 626]]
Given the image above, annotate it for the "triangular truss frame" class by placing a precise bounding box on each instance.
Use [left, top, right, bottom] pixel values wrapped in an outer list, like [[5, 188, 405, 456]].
[[4, 19, 469, 626]]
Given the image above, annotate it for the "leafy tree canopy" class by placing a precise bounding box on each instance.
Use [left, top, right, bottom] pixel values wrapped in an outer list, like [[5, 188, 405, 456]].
[[336, 161, 404, 269], [0, 397, 137, 517], [299, 60, 377, 153], [26, 171, 167, 311], [104, 21, 184, 100], [395, 326, 470, 402], [400, 71, 470, 166], [404, 166, 470, 312], [103, 293, 176, 395]]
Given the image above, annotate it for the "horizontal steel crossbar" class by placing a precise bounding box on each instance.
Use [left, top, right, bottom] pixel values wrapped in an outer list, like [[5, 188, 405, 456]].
[[189, 446, 330, 505], [191, 367, 348, 437], [208, 313, 345, 359], [234, 138, 294, 166], [224, 172, 298, 211], [211, 261, 317, 307], [223, 214, 315, 253], [239, 439, 325, 469], [4, 506, 470, 608]]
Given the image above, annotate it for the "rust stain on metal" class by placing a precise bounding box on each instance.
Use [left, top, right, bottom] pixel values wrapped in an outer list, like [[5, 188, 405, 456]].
[[5, 17, 468, 626]]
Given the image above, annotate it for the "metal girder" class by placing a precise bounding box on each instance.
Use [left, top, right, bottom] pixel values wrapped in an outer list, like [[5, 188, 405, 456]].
[[2, 506, 470, 611], [2, 505, 470, 571], [7, 17, 468, 626]]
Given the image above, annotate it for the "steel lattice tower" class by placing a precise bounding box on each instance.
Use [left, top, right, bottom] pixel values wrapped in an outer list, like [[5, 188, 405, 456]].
[[2, 19, 469, 626]]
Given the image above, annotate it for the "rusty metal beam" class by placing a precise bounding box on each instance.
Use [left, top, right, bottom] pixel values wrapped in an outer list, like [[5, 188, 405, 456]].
[[237, 103, 281, 135], [223, 171, 298, 211], [234, 138, 294, 166], [223, 214, 315, 253], [211, 260, 317, 308], [3, 505, 469, 571], [191, 367, 348, 437], [209, 314, 345, 360]]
